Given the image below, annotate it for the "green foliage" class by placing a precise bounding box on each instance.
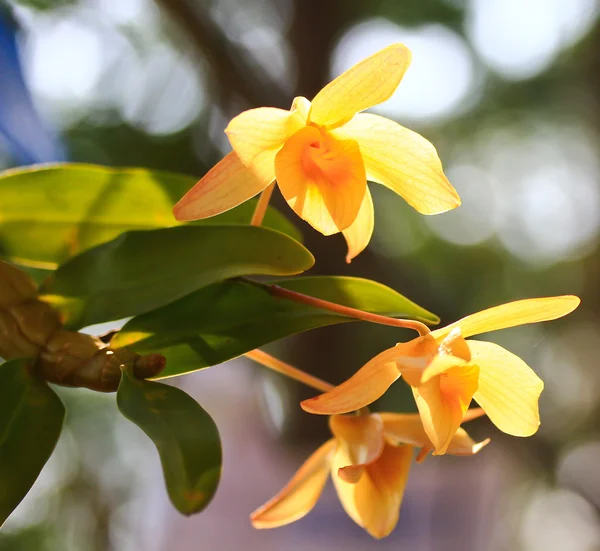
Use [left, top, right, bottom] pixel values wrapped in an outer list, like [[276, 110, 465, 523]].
[[116, 368, 221, 515], [0, 164, 301, 268], [40, 225, 314, 329], [0, 359, 65, 526], [112, 276, 438, 378]]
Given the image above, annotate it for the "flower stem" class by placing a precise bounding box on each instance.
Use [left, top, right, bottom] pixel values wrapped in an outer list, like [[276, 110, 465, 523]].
[[251, 281, 432, 336], [251, 183, 276, 226], [245, 349, 334, 393]]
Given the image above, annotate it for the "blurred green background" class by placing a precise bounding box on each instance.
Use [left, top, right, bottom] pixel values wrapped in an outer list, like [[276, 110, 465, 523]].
[[1, 0, 599, 549]]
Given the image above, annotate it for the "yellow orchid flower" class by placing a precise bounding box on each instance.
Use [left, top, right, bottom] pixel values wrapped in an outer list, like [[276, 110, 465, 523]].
[[301, 296, 580, 454], [250, 409, 488, 539], [173, 44, 460, 262]]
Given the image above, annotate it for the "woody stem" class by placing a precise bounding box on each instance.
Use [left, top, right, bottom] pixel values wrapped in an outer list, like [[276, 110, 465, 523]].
[[250, 183, 276, 226], [245, 349, 334, 393], [242, 279, 432, 336]]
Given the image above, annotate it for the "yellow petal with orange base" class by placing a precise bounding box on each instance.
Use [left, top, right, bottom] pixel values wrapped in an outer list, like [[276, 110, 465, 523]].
[[173, 150, 275, 220], [329, 413, 385, 483], [309, 44, 412, 129], [469, 340, 543, 437], [225, 107, 298, 166], [334, 113, 460, 214], [301, 345, 402, 415], [250, 439, 336, 529], [275, 126, 367, 234], [332, 441, 414, 539], [412, 363, 479, 455], [342, 186, 374, 263], [432, 296, 581, 341]]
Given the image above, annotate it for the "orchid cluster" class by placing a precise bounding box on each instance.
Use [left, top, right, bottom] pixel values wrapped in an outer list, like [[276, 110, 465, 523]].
[[0, 44, 578, 539], [173, 44, 579, 538]]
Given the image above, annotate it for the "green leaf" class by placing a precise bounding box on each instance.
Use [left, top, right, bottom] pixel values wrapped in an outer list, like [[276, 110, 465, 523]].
[[39, 225, 314, 329], [0, 163, 301, 268], [112, 276, 439, 378], [116, 368, 221, 515], [0, 359, 65, 526]]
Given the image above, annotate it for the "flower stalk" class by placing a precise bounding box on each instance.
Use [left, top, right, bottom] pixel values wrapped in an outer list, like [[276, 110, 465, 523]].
[[250, 182, 276, 226]]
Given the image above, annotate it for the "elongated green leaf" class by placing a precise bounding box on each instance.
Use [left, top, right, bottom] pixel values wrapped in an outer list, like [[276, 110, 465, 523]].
[[40, 225, 314, 329], [116, 368, 221, 515], [112, 276, 439, 378], [0, 163, 301, 268], [0, 359, 65, 526]]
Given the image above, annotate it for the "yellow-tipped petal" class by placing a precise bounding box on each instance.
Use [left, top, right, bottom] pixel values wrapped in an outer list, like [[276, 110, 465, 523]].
[[173, 150, 275, 220], [250, 439, 335, 529], [342, 186, 374, 263], [301, 346, 401, 415], [469, 340, 543, 437], [275, 126, 366, 234], [334, 113, 460, 214], [329, 413, 385, 483], [432, 296, 581, 341], [446, 428, 491, 456], [412, 363, 479, 455], [309, 44, 412, 129], [332, 441, 413, 539], [225, 107, 298, 166]]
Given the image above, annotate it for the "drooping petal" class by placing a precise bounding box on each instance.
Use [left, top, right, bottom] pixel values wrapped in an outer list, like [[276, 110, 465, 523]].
[[225, 107, 297, 166], [329, 413, 385, 483], [469, 340, 543, 437], [173, 150, 275, 220], [250, 439, 336, 529], [301, 345, 402, 415], [309, 44, 411, 129], [275, 126, 366, 234], [412, 363, 479, 455], [342, 186, 374, 263], [334, 113, 460, 214], [432, 296, 581, 341], [332, 441, 414, 539]]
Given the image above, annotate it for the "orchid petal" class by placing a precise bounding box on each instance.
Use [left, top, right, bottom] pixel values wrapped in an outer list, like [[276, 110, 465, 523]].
[[301, 346, 401, 415], [332, 441, 413, 539], [446, 428, 491, 456], [309, 44, 411, 129], [432, 296, 581, 341], [329, 413, 385, 483], [250, 439, 335, 529], [412, 363, 479, 455], [275, 126, 366, 234], [391, 335, 439, 387], [469, 340, 543, 437], [225, 107, 298, 166], [334, 113, 460, 214], [342, 186, 374, 263], [173, 150, 275, 220]]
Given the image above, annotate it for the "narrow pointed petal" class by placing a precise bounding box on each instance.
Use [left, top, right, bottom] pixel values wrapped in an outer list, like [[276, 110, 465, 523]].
[[225, 107, 297, 166], [446, 428, 491, 456], [432, 296, 581, 341], [413, 363, 479, 455], [332, 441, 413, 539], [334, 113, 460, 214], [342, 187, 374, 263], [329, 413, 385, 483], [173, 150, 275, 220], [301, 346, 401, 415], [275, 126, 366, 234], [462, 407, 487, 423], [250, 439, 335, 529], [469, 340, 543, 437], [309, 44, 411, 129]]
